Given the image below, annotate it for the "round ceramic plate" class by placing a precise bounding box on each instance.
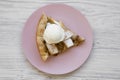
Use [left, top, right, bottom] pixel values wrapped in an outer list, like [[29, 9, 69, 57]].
[[22, 4, 93, 75]]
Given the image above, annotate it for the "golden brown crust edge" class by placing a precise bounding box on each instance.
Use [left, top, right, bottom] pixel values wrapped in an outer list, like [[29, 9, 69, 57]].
[[36, 14, 49, 61]]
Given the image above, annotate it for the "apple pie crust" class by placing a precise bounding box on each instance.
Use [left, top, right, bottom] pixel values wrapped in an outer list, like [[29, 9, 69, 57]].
[[36, 13, 85, 61]]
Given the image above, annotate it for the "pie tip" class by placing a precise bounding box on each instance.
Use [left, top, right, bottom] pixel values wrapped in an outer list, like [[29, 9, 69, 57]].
[[42, 55, 49, 61]]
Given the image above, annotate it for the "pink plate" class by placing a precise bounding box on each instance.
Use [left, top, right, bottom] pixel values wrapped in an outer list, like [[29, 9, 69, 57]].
[[22, 4, 93, 75]]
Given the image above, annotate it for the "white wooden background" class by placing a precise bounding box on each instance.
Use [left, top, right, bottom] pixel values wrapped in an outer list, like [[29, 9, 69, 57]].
[[0, 0, 120, 80]]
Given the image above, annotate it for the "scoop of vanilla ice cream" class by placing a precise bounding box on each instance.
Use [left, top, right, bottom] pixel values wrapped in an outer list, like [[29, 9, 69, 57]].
[[43, 23, 65, 44]]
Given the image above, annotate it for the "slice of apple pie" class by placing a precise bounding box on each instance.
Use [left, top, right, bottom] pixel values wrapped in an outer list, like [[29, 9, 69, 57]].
[[36, 13, 85, 61]]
